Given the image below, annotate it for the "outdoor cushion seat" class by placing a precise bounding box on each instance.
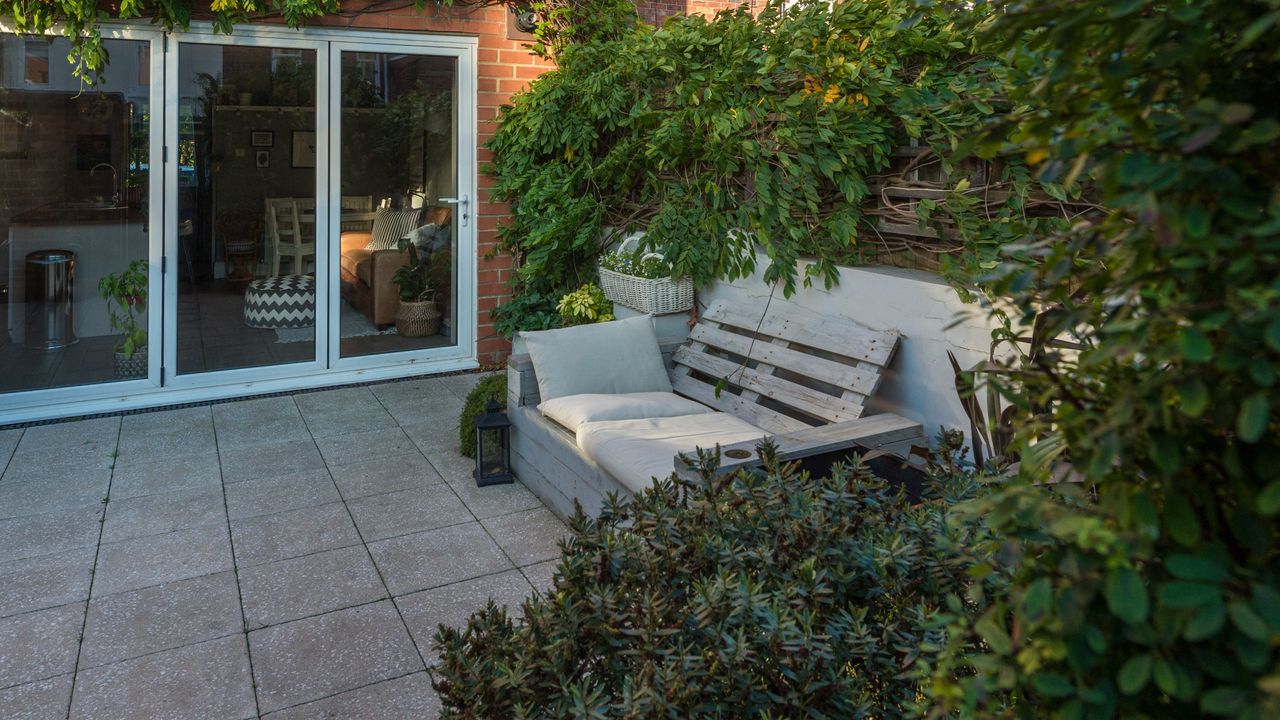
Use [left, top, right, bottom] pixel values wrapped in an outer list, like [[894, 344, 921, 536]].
[[577, 412, 767, 494], [339, 247, 370, 281], [539, 391, 714, 440]]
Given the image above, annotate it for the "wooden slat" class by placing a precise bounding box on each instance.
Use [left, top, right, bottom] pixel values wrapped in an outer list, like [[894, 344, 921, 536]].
[[672, 346, 863, 423], [672, 374, 810, 434], [682, 413, 925, 478], [688, 324, 880, 397], [703, 301, 899, 367]]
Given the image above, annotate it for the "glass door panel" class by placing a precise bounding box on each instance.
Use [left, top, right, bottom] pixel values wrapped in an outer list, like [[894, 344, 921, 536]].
[[173, 42, 319, 375], [1, 34, 155, 393], [336, 51, 458, 358]]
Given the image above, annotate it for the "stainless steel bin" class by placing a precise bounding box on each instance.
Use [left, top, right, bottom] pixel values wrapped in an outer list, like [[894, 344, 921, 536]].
[[24, 250, 77, 350]]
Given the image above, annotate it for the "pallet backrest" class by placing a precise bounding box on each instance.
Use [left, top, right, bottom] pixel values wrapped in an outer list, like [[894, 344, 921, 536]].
[[670, 301, 901, 434]]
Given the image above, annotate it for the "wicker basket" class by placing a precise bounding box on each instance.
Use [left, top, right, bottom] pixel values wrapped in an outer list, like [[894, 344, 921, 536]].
[[395, 296, 442, 337], [597, 234, 693, 314]]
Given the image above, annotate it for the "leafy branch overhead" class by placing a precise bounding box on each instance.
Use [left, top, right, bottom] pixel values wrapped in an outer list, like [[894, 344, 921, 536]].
[[489, 0, 1086, 336]]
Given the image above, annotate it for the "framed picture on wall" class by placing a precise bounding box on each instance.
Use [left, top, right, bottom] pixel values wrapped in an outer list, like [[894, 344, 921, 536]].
[[250, 130, 274, 147], [291, 131, 316, 168], [255, 150, 270, 168]]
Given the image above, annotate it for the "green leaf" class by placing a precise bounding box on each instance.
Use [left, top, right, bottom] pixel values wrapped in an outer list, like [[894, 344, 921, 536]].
[[1184, 603, 1227, 641], [1266, 317, 1280, 352], [1252, 584, 1280, 632], [1167, 553, 1228, 583], [1228, 601, 1270, 641], [1178, 380, 1209, 417], [1153, 658, 1178, 696], [1105, 568, 1148, 624], [1164, 493, 1201, 546], [1157, 581, 1220, 609], [1236, 393, 1270, 443], [1178, 328, 1213, 363], [1199, 686, 1247, 715], [1032, 672, 1074, 698], [1258, 481, 1280, 516], [1117, 654, 1152, 694], [975, 608, 1012, 654], [1184, 204, 1210, 238], [1022, 578, 1052, 620]]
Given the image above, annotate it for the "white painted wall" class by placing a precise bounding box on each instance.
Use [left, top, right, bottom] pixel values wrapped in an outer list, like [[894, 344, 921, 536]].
[[696, 261, 1007, 444]]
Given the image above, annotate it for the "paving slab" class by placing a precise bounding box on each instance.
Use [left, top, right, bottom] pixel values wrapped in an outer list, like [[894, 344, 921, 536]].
[[230, 501, 361, 568], [239, 546, 387, 629], [109, 452, 223, 499], [0, 427, 22, 472], [0, 673, 73, 720], [397, 569, 533, 662], [216, 413, 314, 451], [316, 427, 419, 468], [115, 424, 217, 466], [0, 602, 85, 688], [100, 490, 226, 543], [520, 559, 559, 597], [0, 471, 110, 519], [92, 525, 233, 598], [248, 600, 423, 713], [327, 452, 442, 499], [223, 468, 339, 520], [219, 438, 326, 484], [69, 635, 256, 720], [0, 505, 103, 562], [0, 547, 96, 619], [263, 670, 440, 719], [80, 571, 242, 669], [444, 475, 544, 520], [9, 417, 120, 472], [482, 507, 567, 567], [345, 483, 469, 541], [367, 522, 513, 596]]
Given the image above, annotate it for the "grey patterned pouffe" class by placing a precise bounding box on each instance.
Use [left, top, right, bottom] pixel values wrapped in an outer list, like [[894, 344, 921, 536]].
[[244, 275, 315, 330]]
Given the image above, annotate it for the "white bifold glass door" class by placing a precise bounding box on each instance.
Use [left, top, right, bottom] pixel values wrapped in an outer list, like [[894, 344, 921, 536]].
[[163, 32, 474, 388]]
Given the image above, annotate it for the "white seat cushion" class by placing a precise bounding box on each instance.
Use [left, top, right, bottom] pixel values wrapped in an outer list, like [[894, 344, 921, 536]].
[[577, 413, 767, 494], [539, 392, 714, 439]]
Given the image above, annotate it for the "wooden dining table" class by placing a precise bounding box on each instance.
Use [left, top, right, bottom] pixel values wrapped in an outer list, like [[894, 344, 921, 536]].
[[297, 210, 379, 225]]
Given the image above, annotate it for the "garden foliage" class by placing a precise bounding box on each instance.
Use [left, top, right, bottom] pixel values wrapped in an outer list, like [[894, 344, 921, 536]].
[[433, 439, 1002, 719], [458, 373, 507, 459], [489, 0, 1069, 336], [928, 1, 1280, 718]]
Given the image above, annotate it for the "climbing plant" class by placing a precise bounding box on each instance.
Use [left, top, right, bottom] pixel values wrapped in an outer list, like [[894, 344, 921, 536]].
[[488, 0, 1080, 337], [928, 1, 1280, 717]]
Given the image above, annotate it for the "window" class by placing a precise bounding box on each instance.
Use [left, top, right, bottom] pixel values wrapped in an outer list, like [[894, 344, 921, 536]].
[[24, 39, 49, 84]]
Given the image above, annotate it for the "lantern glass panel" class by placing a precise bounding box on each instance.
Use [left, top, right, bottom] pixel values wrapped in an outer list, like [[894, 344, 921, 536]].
[[479, 427, 504, 475]]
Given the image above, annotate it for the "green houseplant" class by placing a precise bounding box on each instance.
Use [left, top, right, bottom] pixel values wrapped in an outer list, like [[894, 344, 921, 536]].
[[392, 237, 442, 337], [98, 259, 148, 378]]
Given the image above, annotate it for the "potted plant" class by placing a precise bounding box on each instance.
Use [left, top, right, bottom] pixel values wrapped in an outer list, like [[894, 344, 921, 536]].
[[98, 259, 148, 378], [392, 237, 441, 337]]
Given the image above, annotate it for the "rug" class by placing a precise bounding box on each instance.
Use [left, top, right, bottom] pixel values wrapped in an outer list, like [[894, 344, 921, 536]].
[[275, 301, 397, 343]]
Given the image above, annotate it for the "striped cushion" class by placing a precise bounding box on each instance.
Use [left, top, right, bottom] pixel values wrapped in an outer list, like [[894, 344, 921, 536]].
[[365, 208, 422, 251]]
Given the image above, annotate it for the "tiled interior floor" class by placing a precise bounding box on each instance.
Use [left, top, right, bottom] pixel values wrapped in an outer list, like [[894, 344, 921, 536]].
[[0, 372, 566, 719]]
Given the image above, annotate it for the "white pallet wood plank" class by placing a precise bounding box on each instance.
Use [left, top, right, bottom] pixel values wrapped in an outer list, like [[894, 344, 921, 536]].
[[707, 414, 926, 476], [672, 374, 810, 434], [703, 301, 898, 367], [673, 346, 863, 423], [688, 324, 880, 397]]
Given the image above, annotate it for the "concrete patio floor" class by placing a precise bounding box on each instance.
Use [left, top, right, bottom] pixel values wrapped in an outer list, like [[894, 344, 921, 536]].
[[0, 373, 566, 719]]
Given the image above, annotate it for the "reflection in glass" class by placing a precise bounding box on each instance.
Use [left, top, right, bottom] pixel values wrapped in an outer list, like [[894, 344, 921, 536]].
[[1, 35, 152, 393], [174, 43, 317, 375], [338, 52, 457, 358]]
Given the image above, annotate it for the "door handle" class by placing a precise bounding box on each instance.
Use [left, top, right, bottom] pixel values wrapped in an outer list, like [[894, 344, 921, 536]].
[[438, 195, 469, 228]]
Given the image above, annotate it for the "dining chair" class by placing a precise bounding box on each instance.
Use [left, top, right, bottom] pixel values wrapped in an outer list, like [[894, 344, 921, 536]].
[[265, 197, 316, 276], [340, 195, 375, 232]]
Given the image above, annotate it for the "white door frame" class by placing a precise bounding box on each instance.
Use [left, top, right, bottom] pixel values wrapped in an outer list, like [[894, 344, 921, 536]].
[[0, 25, 166, 418], [327, 38, 478, 373]]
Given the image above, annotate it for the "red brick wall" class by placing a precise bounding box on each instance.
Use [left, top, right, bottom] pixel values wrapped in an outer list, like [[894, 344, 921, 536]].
[[314, 1, 750, 366]]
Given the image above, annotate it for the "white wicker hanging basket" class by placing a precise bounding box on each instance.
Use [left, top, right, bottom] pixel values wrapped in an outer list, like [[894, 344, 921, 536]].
[[597, 234, 694, 315]]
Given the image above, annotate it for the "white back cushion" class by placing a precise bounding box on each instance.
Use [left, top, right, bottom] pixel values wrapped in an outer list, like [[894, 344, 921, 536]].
[[521, 315, 671, 401]]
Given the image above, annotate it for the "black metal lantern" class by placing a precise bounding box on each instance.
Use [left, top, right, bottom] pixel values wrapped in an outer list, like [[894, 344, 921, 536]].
[[474, 399, 514, 487]]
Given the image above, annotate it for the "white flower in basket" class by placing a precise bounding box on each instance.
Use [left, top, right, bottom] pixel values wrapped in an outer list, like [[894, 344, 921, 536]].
[[597, 233, 694, 315]]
